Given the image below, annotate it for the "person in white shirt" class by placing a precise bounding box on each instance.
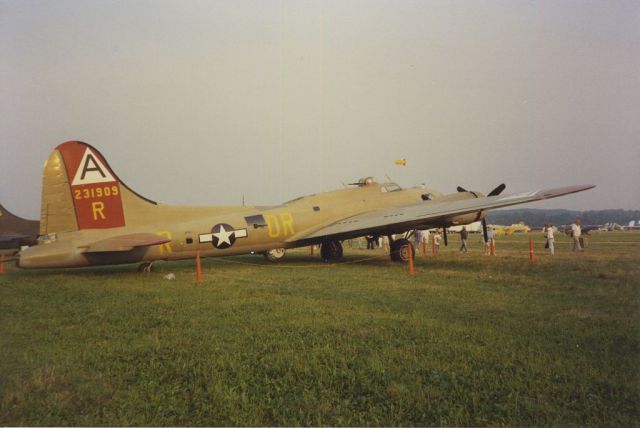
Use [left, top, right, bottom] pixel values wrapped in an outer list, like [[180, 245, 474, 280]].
[[571, 219, 583, 252], [433, 232, 441, 254], [421, 230, 430, 255], [544, 224, 555, 255]]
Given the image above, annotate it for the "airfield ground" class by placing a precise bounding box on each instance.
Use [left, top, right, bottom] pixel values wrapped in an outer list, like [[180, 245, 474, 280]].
[[1, 232, 638, 426]]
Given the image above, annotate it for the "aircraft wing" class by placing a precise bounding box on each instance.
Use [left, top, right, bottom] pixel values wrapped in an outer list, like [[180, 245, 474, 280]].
[[288, 185, 595, 243], [81, 233, 171, 253]]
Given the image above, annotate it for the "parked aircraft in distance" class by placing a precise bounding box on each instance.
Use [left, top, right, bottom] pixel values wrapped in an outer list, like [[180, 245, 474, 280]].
[[0, 204, 39, 254], [15, 141, 595, 270], [490, 223, 532, 236], [447, 221, 483, 233], [626, 220, 640, 230], [559, 224, 602, 235]]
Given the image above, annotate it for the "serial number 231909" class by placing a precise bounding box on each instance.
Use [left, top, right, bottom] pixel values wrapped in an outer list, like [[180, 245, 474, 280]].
[[74, 185, 119, 200]]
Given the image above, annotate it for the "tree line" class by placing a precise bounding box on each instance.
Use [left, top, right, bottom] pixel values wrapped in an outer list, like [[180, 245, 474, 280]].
[[486, 209, 640, 228]]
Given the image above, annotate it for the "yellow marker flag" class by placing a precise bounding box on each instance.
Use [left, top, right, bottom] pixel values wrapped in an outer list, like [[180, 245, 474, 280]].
[[394, 158, 406, 166]]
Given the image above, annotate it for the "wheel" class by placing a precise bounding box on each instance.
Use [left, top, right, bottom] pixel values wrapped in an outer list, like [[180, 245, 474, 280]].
[[138, 261, 154, 272], [264, 248, 286, 262], [390, 239, 414, 263], [320, 240, 343, 262]]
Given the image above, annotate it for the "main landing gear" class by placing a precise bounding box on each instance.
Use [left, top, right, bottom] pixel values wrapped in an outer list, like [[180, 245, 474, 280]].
[[321, 240, 343, 262], [389, 238, 415, 263], [318, 237, 413, 263]]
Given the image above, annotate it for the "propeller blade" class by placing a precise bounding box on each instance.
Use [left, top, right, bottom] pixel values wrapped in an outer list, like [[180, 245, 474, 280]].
[[482, 218, 489, 243], [456, 186, 467, 193], [443, 227, 448, 246], [488, 183, 506, 197]]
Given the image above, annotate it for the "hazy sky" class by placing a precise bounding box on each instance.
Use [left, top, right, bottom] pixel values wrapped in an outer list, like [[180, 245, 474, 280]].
[[2, 0, 639, 218]]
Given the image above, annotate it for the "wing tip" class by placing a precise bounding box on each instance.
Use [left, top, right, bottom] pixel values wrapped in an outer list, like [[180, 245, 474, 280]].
[[539, 184, 596, 200]]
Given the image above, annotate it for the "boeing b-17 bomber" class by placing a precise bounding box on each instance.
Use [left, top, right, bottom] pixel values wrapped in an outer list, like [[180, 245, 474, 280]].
[[14, 141, 594, 271]]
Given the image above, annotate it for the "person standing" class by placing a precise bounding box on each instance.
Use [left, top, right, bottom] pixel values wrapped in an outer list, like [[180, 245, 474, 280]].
[[382, 235, 390, 251], [544, 224, 555, 255], [421, 229, 430, 255], [571, 219, 583, 252], [485, 226, 495, 255], [459, 226, 469, 253], [365, 235, 376, 250], [543, 224, 549, 250], [414, 229, 422, 249], [433, 231, 441, 254]]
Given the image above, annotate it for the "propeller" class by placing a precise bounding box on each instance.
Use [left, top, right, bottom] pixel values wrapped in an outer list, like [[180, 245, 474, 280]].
[[487, 183, 506, 197], [482, 183, 506, 242], [456, 183, 507, 242], [457, 183, 505, 196], [481, 219, 490, 244]]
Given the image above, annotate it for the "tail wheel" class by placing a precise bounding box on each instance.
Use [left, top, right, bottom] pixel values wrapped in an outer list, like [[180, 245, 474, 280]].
[[321, 240, 343, 262], [137, 261, 154, 273], [264, 248, 286, 262], [390, 239, 414, 263]]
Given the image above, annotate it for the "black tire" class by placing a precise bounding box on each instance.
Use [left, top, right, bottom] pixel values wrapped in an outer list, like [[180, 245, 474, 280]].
[[321, 240, 343, 262], [390, 239, 414, 263]]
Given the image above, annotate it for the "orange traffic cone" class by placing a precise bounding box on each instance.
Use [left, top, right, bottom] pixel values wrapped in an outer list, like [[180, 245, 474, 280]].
[[529, 239, 535, 262], [408, 244, 415, 275]]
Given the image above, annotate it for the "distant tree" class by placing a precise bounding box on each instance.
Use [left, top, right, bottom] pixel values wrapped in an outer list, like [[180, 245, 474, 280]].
[[486, 209, 640, 229]]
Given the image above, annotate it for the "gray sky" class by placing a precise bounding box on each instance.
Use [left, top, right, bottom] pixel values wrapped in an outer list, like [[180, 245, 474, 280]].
[[2, 0, 639, 219]]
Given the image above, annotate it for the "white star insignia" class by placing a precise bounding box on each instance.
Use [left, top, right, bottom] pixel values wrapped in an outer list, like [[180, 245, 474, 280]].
[[213, 224, 233, 246]]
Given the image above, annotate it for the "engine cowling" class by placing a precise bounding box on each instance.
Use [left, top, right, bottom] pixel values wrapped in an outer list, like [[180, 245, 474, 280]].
[[448, 211, 486, 226], [438, 191, 486, 226]]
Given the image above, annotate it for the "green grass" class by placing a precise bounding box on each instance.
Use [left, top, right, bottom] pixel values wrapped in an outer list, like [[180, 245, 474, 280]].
[[1, 232, 639, 426]]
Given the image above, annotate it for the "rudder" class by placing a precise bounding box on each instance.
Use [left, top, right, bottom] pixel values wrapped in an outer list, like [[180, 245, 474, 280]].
[[40, 141, 156, 235]]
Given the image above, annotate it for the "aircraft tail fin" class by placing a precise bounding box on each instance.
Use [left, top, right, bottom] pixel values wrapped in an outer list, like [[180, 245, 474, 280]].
[[0, 204, 39, 235], [40, 141, 157, 235]]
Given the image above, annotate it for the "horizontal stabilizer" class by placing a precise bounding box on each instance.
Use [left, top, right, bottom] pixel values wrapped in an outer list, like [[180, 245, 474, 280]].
[[81, 233, 171, 253], [0, 232, 31, 242]]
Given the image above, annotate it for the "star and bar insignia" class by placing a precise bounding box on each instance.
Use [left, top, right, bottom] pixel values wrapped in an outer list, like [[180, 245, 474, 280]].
[[199, 223, 248, 249]]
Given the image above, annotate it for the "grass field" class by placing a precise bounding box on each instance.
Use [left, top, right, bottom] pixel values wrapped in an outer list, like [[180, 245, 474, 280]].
[[1, 232, 639, 426]]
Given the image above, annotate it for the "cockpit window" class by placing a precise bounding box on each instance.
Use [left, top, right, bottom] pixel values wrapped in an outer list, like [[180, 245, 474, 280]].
[[381, 182, 402, 192]]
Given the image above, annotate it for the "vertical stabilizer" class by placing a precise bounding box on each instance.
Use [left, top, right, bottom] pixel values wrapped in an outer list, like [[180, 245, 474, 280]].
[[40, 148, 79, 234], [40, 141, 157, 234]]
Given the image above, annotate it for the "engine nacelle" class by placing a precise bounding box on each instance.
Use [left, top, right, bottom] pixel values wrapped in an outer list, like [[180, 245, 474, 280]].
[[437, 191, 487, 226], [448, 211, 486, 226]]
